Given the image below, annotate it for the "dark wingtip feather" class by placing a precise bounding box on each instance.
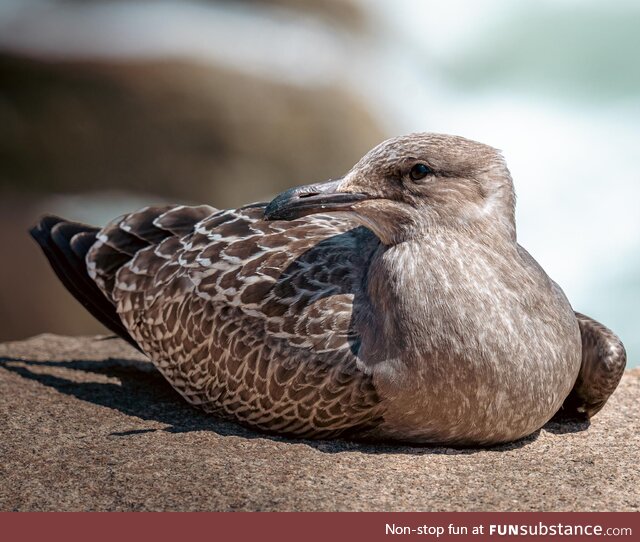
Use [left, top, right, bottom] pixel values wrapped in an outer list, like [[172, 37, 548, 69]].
[[70, 230, 98, 260], [29, 215, 141, 351], [29, 215, 63, 242]]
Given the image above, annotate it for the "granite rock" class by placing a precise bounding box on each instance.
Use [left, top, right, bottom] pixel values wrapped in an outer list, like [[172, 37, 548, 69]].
[[1, 334, 638, 511]]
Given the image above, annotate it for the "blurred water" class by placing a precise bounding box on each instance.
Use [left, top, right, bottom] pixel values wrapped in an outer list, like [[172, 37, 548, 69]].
[[0, 0, 638, 364]]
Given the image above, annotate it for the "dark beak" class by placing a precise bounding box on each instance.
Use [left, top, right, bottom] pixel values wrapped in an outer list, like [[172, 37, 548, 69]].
[[264, 179, 368, 221]]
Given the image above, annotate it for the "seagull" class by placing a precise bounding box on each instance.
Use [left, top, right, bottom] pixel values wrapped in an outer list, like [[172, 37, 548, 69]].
[[30, 133, 626, 445]]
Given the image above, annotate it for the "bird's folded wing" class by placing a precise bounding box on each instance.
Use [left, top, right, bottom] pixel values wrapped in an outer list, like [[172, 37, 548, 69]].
[[87, 203, 382, 436]]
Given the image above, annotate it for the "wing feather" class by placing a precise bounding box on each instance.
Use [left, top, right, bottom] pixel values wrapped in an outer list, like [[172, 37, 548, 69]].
[[104, 203, 384, 437]]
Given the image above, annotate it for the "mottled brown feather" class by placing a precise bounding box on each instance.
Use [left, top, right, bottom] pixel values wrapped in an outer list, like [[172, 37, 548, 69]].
[[87, 203, 384, 438]]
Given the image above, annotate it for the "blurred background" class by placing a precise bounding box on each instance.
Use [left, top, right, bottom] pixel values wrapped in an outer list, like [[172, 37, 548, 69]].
[[0, 0, 638, 365]]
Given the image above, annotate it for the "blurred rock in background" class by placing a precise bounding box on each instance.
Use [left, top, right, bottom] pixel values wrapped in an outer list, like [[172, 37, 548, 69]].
[[0, 53, 382, 206], [0, 0, 385, 341]]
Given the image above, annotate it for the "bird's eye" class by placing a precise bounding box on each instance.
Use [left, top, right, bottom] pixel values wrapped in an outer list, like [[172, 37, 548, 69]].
[[408, 163, 432, 181]]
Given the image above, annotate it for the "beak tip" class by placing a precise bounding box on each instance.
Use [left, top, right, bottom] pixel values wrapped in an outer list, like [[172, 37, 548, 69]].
[[263, 206, 283, 221], [263, 179, 366, 222], [263, 204, 276, 221], [263, 188, 298, 221]]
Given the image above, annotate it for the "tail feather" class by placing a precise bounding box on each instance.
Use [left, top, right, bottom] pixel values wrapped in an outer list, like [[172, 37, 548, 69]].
[[30, 215, 140, 350]]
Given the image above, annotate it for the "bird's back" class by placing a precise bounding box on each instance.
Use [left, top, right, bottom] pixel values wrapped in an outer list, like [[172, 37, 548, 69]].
[[87, 203, 384, 438]]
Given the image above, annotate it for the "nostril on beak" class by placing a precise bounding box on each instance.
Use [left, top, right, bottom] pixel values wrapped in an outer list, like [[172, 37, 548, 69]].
[[298, 192, 319, 199]]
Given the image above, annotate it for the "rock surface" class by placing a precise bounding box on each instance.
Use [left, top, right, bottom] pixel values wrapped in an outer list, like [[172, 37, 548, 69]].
[[1, 334, 638, 512]]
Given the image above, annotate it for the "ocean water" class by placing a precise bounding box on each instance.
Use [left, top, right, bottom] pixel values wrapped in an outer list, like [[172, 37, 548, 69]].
[[0, 0, 637, 365]]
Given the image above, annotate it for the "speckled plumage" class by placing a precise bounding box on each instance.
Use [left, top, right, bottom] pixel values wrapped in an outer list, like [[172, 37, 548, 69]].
[[31, 133, 626, 445], [88, 204, 383, 438]]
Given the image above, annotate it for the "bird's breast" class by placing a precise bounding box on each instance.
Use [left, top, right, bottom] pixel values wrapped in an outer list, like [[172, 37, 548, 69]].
[[361, 235, 582, 444]]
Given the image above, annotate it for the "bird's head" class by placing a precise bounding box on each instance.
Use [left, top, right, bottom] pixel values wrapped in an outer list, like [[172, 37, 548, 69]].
[[264, 133, 516, 245]]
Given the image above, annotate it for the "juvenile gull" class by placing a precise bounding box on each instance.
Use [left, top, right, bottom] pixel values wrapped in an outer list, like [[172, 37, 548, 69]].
[[30, 133, 626, 445]]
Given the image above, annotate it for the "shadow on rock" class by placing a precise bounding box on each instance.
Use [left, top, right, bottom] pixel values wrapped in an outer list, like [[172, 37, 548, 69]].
[[1, 354, 541, 455], [0, 355, 249, 436], [542, 419, 591, 435]]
